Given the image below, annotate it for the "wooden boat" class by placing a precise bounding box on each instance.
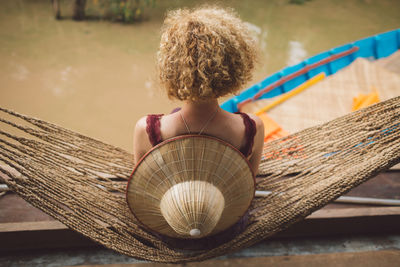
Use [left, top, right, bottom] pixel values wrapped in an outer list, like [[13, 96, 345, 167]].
[[221, 29, 400, 113], [1, 29, 400, 253]]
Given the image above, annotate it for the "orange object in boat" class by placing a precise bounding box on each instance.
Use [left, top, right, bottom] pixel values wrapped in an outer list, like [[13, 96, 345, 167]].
[[257, 113, 289, 143], [352, 89, 380, 111]]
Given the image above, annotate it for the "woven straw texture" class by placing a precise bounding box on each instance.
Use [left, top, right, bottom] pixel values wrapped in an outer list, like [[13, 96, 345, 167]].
[[0, 96, 399, 263], [242, 56, 400, 133], [127, 135, 254, 239], [378, 50, 400, 75]]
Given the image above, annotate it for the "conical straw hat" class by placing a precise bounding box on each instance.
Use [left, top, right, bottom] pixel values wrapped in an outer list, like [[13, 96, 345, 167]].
[[127, 135, 255, 239]]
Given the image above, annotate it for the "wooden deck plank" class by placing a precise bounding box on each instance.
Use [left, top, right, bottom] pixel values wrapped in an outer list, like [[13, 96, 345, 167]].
[[73, 250, 400, 267], [1, 206, 400, 252]]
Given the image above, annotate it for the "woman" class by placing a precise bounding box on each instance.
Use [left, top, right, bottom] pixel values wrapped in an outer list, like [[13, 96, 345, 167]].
[[133, 6, 264, 174]]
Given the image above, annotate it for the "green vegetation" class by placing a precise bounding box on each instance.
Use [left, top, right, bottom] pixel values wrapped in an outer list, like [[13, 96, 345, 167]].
[[93, 0, 156, 22], [290, 0, 312, 5], [53, 0, 157, 22]]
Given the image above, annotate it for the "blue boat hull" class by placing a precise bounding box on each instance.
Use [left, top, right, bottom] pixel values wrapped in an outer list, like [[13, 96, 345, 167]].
[[221, 29, 400, 113]]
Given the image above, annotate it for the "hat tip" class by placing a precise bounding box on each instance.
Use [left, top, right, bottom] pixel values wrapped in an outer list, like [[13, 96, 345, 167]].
[[190, 228, 201, 237]]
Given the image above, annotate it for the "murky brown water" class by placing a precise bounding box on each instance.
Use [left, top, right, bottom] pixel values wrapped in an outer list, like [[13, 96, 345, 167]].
[[1, 0, 399, 152]]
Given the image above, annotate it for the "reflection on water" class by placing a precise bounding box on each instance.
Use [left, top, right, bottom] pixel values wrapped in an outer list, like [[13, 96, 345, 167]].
[[1, 0, 399, 152], [287, 41, 307, 66]]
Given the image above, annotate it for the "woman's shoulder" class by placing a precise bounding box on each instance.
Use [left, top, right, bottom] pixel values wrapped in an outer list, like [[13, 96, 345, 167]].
[[246, 113, 264, 129], [135, 115, 147, 128], [234, 112, 263, 129], [236, 112, 264, 145], [133, 114, 165, 162], [134, 114, 164, 135]]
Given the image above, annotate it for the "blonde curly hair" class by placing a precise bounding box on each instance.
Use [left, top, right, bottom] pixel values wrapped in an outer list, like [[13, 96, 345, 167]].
[[157, 7, 258, 101]]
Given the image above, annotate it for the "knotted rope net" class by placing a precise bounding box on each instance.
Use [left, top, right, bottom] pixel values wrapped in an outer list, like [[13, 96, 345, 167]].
[[0, 96, 399, 263]]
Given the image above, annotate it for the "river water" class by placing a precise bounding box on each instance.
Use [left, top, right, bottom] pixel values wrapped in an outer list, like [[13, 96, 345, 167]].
[[1, 0, 399, 152]]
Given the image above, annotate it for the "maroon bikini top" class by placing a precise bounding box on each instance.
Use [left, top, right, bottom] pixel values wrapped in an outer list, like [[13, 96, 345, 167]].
[[146, 112, 256, 157]]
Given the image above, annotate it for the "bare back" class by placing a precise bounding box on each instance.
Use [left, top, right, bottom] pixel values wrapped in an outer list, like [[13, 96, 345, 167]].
[[134, 107, 264, 174]]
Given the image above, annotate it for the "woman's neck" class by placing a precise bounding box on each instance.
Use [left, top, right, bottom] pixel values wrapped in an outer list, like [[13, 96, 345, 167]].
[[181, 99, 220, 118]]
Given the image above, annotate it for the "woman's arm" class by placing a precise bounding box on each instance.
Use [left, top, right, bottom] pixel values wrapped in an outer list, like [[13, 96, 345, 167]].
[[133, 116, 152, 164], [248, 114, 265, 175]]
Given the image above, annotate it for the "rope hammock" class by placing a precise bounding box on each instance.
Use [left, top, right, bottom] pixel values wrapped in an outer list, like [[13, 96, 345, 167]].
[[0, 96, 399, 263]]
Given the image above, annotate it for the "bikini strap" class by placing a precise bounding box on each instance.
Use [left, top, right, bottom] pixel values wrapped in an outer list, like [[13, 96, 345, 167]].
[[235, 112, 257, 157], [146, 112, 256, 155], [179, 108, 219, 135], [146, 114, 164, 146]]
